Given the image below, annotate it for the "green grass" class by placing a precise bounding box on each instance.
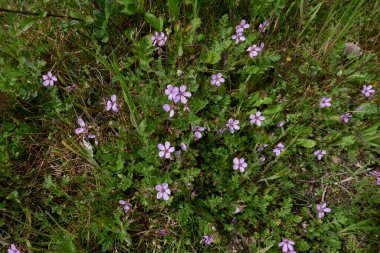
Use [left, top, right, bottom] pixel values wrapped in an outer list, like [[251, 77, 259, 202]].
[[0, 0, 379, 252]]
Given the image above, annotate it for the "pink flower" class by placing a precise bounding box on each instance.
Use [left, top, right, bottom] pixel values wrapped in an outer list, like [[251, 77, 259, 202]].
[[211, 73, 225, 87], [118, 200, 131, 213], [42, 71, 57, 86], [369, 171, 380, 185], [362, 85, 375, 97], [259, 20, 269, 32], [319, 97, 332, 108], [316, 203, 331, 218], [152, 32, 167, 47], [106, 94, 118, 112], [163, 104, 175, 117], [278, 238, 295, 252], [249, 111, 265, 126], [192, 126, 205, 140], [165, 85, 177, 101], [8, 244, 21, 253], [233, 157, 247, 173], [314, 150, 326, 160], [226, 119, 240, 133], [158, 141, 175, 159], [173, 85, 191, 104], [200, 234, 214, 245], [231, 32, 246, 44], [235, 19, 250, 33], [247, 43, 264, 58], [155, 183, 171, 201], [340, 112, 352, 123], [273, 143, 285, 156]]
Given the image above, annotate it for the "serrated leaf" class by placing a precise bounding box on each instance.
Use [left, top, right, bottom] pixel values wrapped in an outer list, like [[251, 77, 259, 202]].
[[206, 51, 221, 64]]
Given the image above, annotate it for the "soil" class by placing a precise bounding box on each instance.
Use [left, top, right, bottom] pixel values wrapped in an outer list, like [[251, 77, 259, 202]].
[[0, 92, 7, 112]]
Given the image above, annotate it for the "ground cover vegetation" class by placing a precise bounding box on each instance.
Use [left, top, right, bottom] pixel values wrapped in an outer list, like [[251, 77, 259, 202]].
[[0, 0, 379, 252]]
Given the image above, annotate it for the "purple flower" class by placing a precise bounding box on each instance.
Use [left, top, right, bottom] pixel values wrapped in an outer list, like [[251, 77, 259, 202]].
[[160, 229, 167, 236], [362, 84, 375, 97], [192, 126, 206, 140], [173, 85, 191, 104], [163, 104, 175, 117], [200, 234, 214, 245], [316, 203, 331, 218], [211, 73, 225, 87], [155, 183, 171, 201], [233, 157, 247, 173], [313, 150, 326, 160], [118, 200, 131, 213], [75, 118, 96, 139], [259, 20, 269, 32], [273, 142, 285, 156], [231, 32, 246, 44], [218, 128, 226, 135], [158, 141, 175, 159], [226, 119, 240, 133], [234, 206, 245, 214], [257, 144, 268, 152], [369, 171, 380, 185], [42, 71, 57, 86], [278, 238, 295, 253], [165, 85, 178, 101], [8, 244, 21, 253], [259, 154, 266, 165], [152, 32, 167, 47], [277, 121, 285, 127], [235, 19, 250, 33], [181, 143, 187, 151], [65, 84, 76, 93], [319, 97, 332, 108], [249, 111, 265, 126], [340, 112, 352, 123], [247, 43, 264, 58], [106, 94, 118, 112]]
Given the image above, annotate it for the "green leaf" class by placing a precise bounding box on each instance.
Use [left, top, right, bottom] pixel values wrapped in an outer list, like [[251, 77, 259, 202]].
[[298, 139, 316, 148], [144, 13, 163, 32], [168, 0, 180, 20], [206, 51, 221, 64]]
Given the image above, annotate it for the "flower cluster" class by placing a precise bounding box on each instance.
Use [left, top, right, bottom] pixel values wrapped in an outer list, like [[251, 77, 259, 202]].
[[151, 31, 167, 47], [163, 85, 192, 118], [231, 19, 249, 44], [247, 42, 264, 58]]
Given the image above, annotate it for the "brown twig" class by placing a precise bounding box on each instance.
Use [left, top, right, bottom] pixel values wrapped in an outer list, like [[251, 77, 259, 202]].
[[0, 7, 84, 21]]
